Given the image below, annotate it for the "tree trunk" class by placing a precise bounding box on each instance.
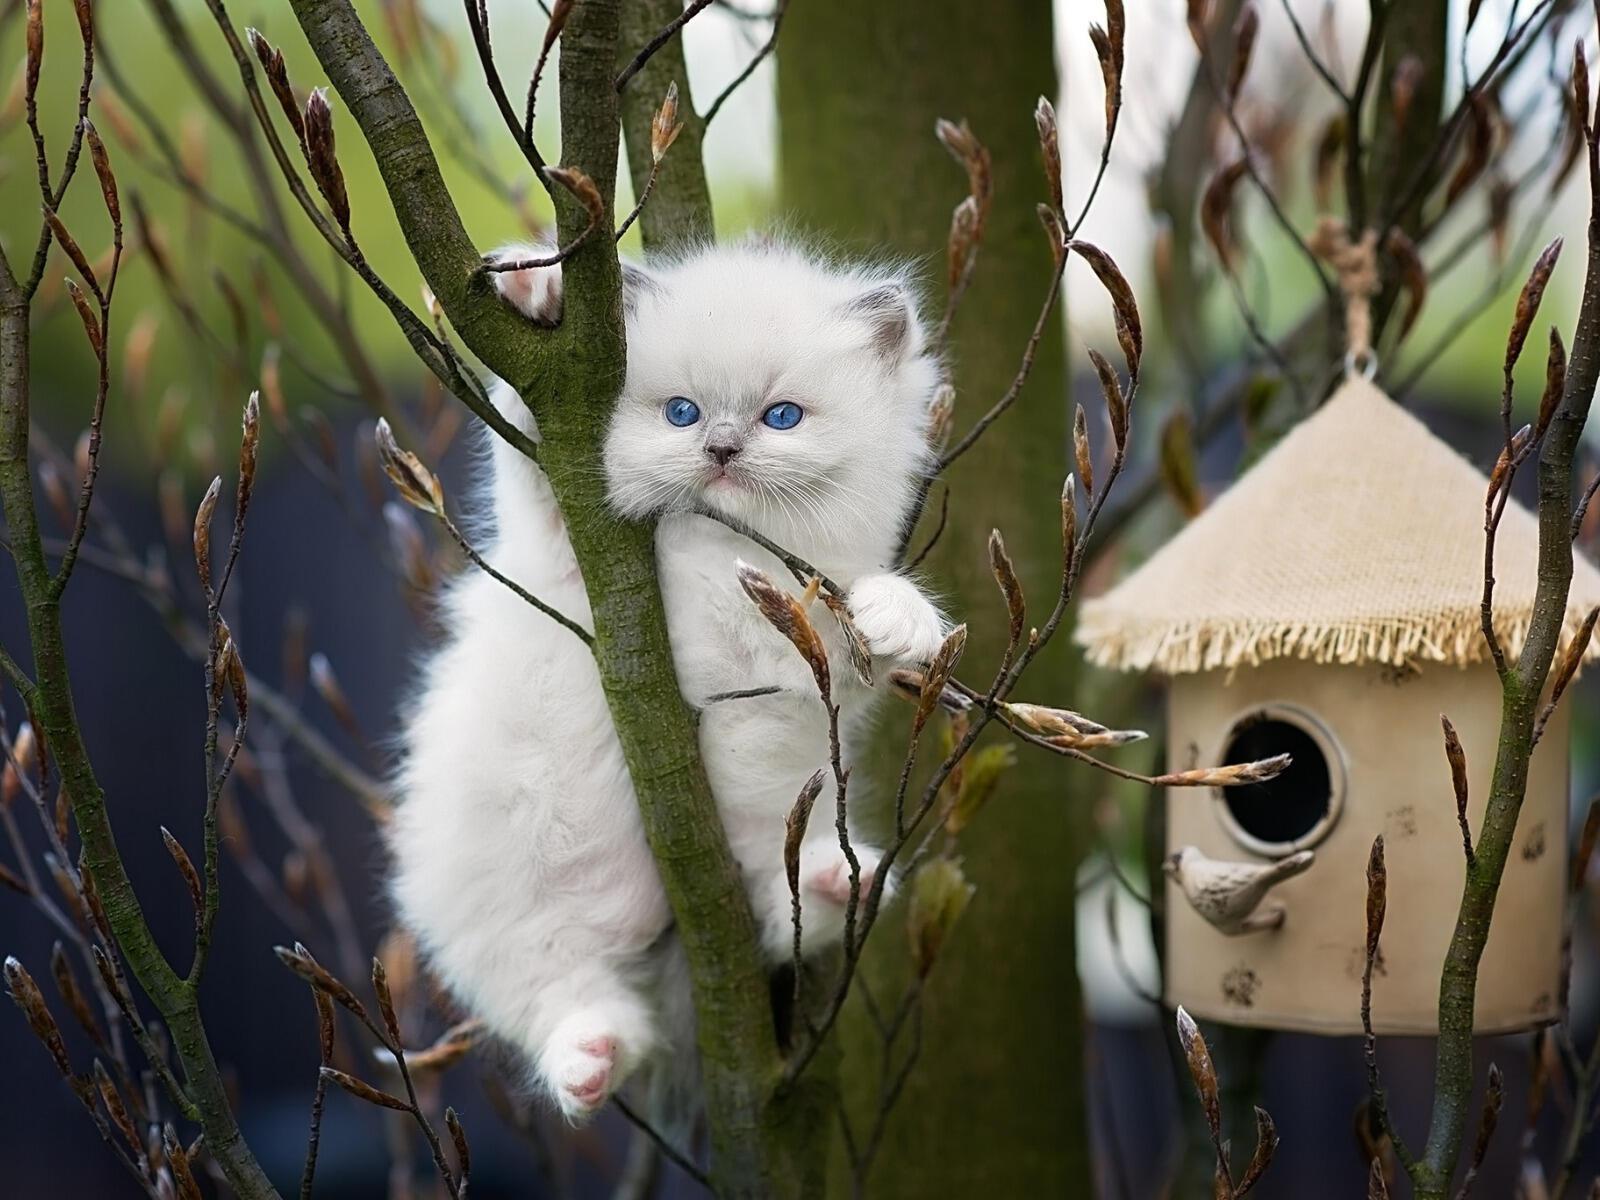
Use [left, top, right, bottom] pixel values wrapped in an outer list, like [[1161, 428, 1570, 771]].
[[778, 5, 1093, 1194]]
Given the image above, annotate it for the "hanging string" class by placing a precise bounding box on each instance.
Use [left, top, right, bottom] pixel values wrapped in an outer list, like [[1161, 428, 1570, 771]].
[[1308, 217, 1379, 379]]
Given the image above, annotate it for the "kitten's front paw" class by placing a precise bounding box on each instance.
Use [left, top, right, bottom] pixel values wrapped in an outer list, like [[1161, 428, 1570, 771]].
[[489, 243, 563, 325], [538, 1015, 624, 1123], [847, 574, 946, 664]]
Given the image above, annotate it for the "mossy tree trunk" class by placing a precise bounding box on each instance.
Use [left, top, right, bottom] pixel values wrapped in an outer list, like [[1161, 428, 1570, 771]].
[[778, 5, 1093, 1194]]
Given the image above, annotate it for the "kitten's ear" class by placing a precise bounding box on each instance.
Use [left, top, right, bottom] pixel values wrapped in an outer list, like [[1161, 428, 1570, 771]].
[[621, 261, 664, 314], [841, 283, 915, 363], [488, 243, 563, 325]]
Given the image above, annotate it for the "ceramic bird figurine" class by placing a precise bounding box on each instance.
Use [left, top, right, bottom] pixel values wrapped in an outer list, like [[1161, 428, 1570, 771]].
[[1163, 845, 1315, 936]]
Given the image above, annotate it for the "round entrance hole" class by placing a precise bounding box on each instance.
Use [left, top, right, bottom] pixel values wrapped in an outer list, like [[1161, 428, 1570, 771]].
[[1212, 705, 1345, 855]]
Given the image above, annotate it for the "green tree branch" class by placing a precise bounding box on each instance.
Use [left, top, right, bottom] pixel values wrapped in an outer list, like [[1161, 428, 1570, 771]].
[[282, 2, 820, 1192], [1413, 99, 1600, 1200]]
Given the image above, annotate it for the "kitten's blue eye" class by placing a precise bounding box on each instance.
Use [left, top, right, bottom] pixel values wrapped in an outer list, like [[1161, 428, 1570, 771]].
[[761, 401, 803, 430], [664, 397, 701, 427]]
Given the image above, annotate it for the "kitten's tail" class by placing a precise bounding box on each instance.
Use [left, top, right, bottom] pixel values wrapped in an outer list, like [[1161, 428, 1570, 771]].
[[635, 937, 703, 1155], [484, 378, 557, 517]]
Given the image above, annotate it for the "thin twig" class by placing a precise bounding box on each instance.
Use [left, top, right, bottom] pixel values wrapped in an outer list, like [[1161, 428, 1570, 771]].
[[612, 1095, 711, 1189], [701, 0, 789, 126], [439, 515, 594, 647], [615, 0, 715, 91]]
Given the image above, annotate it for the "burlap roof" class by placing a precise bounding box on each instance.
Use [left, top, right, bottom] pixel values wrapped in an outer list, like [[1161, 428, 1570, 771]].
[[1076, 374, 1600, 674]]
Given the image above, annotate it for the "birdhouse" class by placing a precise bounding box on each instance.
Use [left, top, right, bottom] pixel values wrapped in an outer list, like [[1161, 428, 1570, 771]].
[[1075, 376, 1600, 1035]]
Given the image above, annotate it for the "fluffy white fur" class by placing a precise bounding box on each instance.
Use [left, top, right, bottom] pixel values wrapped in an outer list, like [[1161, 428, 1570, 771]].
[[388, 239, 946, 1123]]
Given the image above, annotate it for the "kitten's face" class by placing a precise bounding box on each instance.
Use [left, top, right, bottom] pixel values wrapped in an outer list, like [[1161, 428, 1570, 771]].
[[603, 246, 939, 561]]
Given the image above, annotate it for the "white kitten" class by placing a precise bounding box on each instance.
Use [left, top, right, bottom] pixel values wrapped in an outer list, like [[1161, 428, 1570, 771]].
[[388, 239, 947, 1123]]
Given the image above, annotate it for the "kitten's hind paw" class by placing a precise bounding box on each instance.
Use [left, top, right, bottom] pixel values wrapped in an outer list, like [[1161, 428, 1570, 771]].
[[847, 574, 946, 664], [804, 843, 885, 907], [539, 1020, 624, 1123]]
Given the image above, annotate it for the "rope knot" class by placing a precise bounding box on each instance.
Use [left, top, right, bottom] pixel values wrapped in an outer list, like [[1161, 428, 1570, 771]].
[[1309, 217, 1379, 376]]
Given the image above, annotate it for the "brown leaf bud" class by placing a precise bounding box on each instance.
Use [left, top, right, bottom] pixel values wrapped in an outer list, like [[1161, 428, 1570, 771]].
[[1506, 238, 1563, 375], [1536, 326, 1567, 442], [312, 987, 337, 1065], [947, 195, 981, 293], [1074, 404, 1094, 499], [1391, 54, 1426, 133], [304, 88, 351, 235], [935, 118, 992, 214], [163, 1126, 204, 1200], [25, 0, 41, 107], [374, 418, 445, 515], [1061, 474, 1078, 569], [1175, 1005, 1221, 1139], [322, 1066, 412, 1111], [1070, 240, 1142, 377], [193, 475, 222, 595], [1537, 607, 1597, 745], [915, 625, 968, 734], [784, 769, 825, 900], [1441, 715, 1473, 866], [1227, 4, 1259, 104], [93, 1062, 141, 1153], [81, 118, 120, 232], [63, 278, 101, 354], [1004, 702, 1110, 738], [274, 943, 371, 1023], [988, 531, 1026, 646], [260, 344, 289, 431], [1200, 157, 1248, 274], [248, 28, 307, 151], [737, 561, 830, 699], [544, 165, 604, 224], [5, 956, 73, 1077], [161, 826, 204, 917], [372, 956, 403, 1046], [1365, 834, 1387, 963], [1036, 203, 1067, 269], [1385, 229, 1428, 342], [1153, 755, 1292, 788], [927, 382, 955, 448], [1087, 349, 1128, 454], [651, 81, 682, 163], [1446, 92, 1493, 207], [1575, 42, 1593, 143], [1238, 1105, 1279, 1192], [1035, 96, 1063, 214], [43, 207, 97, 295], [1185, 0, 1210, 53], [1088, 21, 1121, 140], [309, 653, 361, 741], [1487, 424, 1533, 501], [238, 390, 260, 523], [2, 722, 36, 809], [447, 1106, 472, 1182], [1312, 115, 1347, 211]]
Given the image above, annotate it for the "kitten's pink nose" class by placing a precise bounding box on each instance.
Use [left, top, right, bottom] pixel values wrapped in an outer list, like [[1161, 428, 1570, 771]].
[[705, 438, 742, 466]]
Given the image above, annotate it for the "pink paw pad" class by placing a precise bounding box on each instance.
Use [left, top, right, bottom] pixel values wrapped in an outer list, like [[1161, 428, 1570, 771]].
[[553, 1034, 619, 1118], [806, 858, 878, 906]]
